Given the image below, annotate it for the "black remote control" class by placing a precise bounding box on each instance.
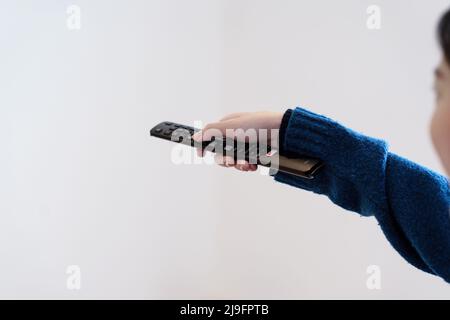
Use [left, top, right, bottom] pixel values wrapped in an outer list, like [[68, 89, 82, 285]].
[[150, 121, 323, 179]]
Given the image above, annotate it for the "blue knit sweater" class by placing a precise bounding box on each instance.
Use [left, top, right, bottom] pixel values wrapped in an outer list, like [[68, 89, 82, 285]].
[[274, 107, 450, 283]]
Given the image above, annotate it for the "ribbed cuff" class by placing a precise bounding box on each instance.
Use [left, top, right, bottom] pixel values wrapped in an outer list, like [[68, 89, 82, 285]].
[[278, 107, 389, 214], [283, 107, 388, 174], [283, 107, 344, 160], [278, 109, 292, 155]]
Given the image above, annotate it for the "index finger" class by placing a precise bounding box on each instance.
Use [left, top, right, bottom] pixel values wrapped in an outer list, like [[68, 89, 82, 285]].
[[192, 119, 240, 142]]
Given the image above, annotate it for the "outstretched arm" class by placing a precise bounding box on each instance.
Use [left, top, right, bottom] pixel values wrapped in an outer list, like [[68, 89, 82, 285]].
[[275, 107, 450, 282], [194, 107, 450, 282]]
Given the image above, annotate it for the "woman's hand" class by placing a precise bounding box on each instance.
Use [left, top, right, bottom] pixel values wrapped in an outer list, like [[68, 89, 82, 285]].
[[192, 111, 284, 172]]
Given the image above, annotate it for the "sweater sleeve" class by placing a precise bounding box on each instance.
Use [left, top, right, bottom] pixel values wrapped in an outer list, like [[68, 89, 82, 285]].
[[274, 107, 450, 282]]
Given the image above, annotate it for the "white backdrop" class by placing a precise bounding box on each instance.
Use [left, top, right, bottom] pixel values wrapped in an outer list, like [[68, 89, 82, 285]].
[[0, 0, 449, 299]]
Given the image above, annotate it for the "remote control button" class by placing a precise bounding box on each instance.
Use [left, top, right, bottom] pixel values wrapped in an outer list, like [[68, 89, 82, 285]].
[[163, 129, 174, 136], [164, 122, 173, 126], [154, 128, 163, 133]]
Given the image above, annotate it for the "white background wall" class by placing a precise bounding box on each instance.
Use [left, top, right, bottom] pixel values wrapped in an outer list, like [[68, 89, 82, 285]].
[[0, 0, 449, 299]]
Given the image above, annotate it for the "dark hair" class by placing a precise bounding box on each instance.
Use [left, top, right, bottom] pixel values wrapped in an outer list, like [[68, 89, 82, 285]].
[[438, 8, 450, 63]]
